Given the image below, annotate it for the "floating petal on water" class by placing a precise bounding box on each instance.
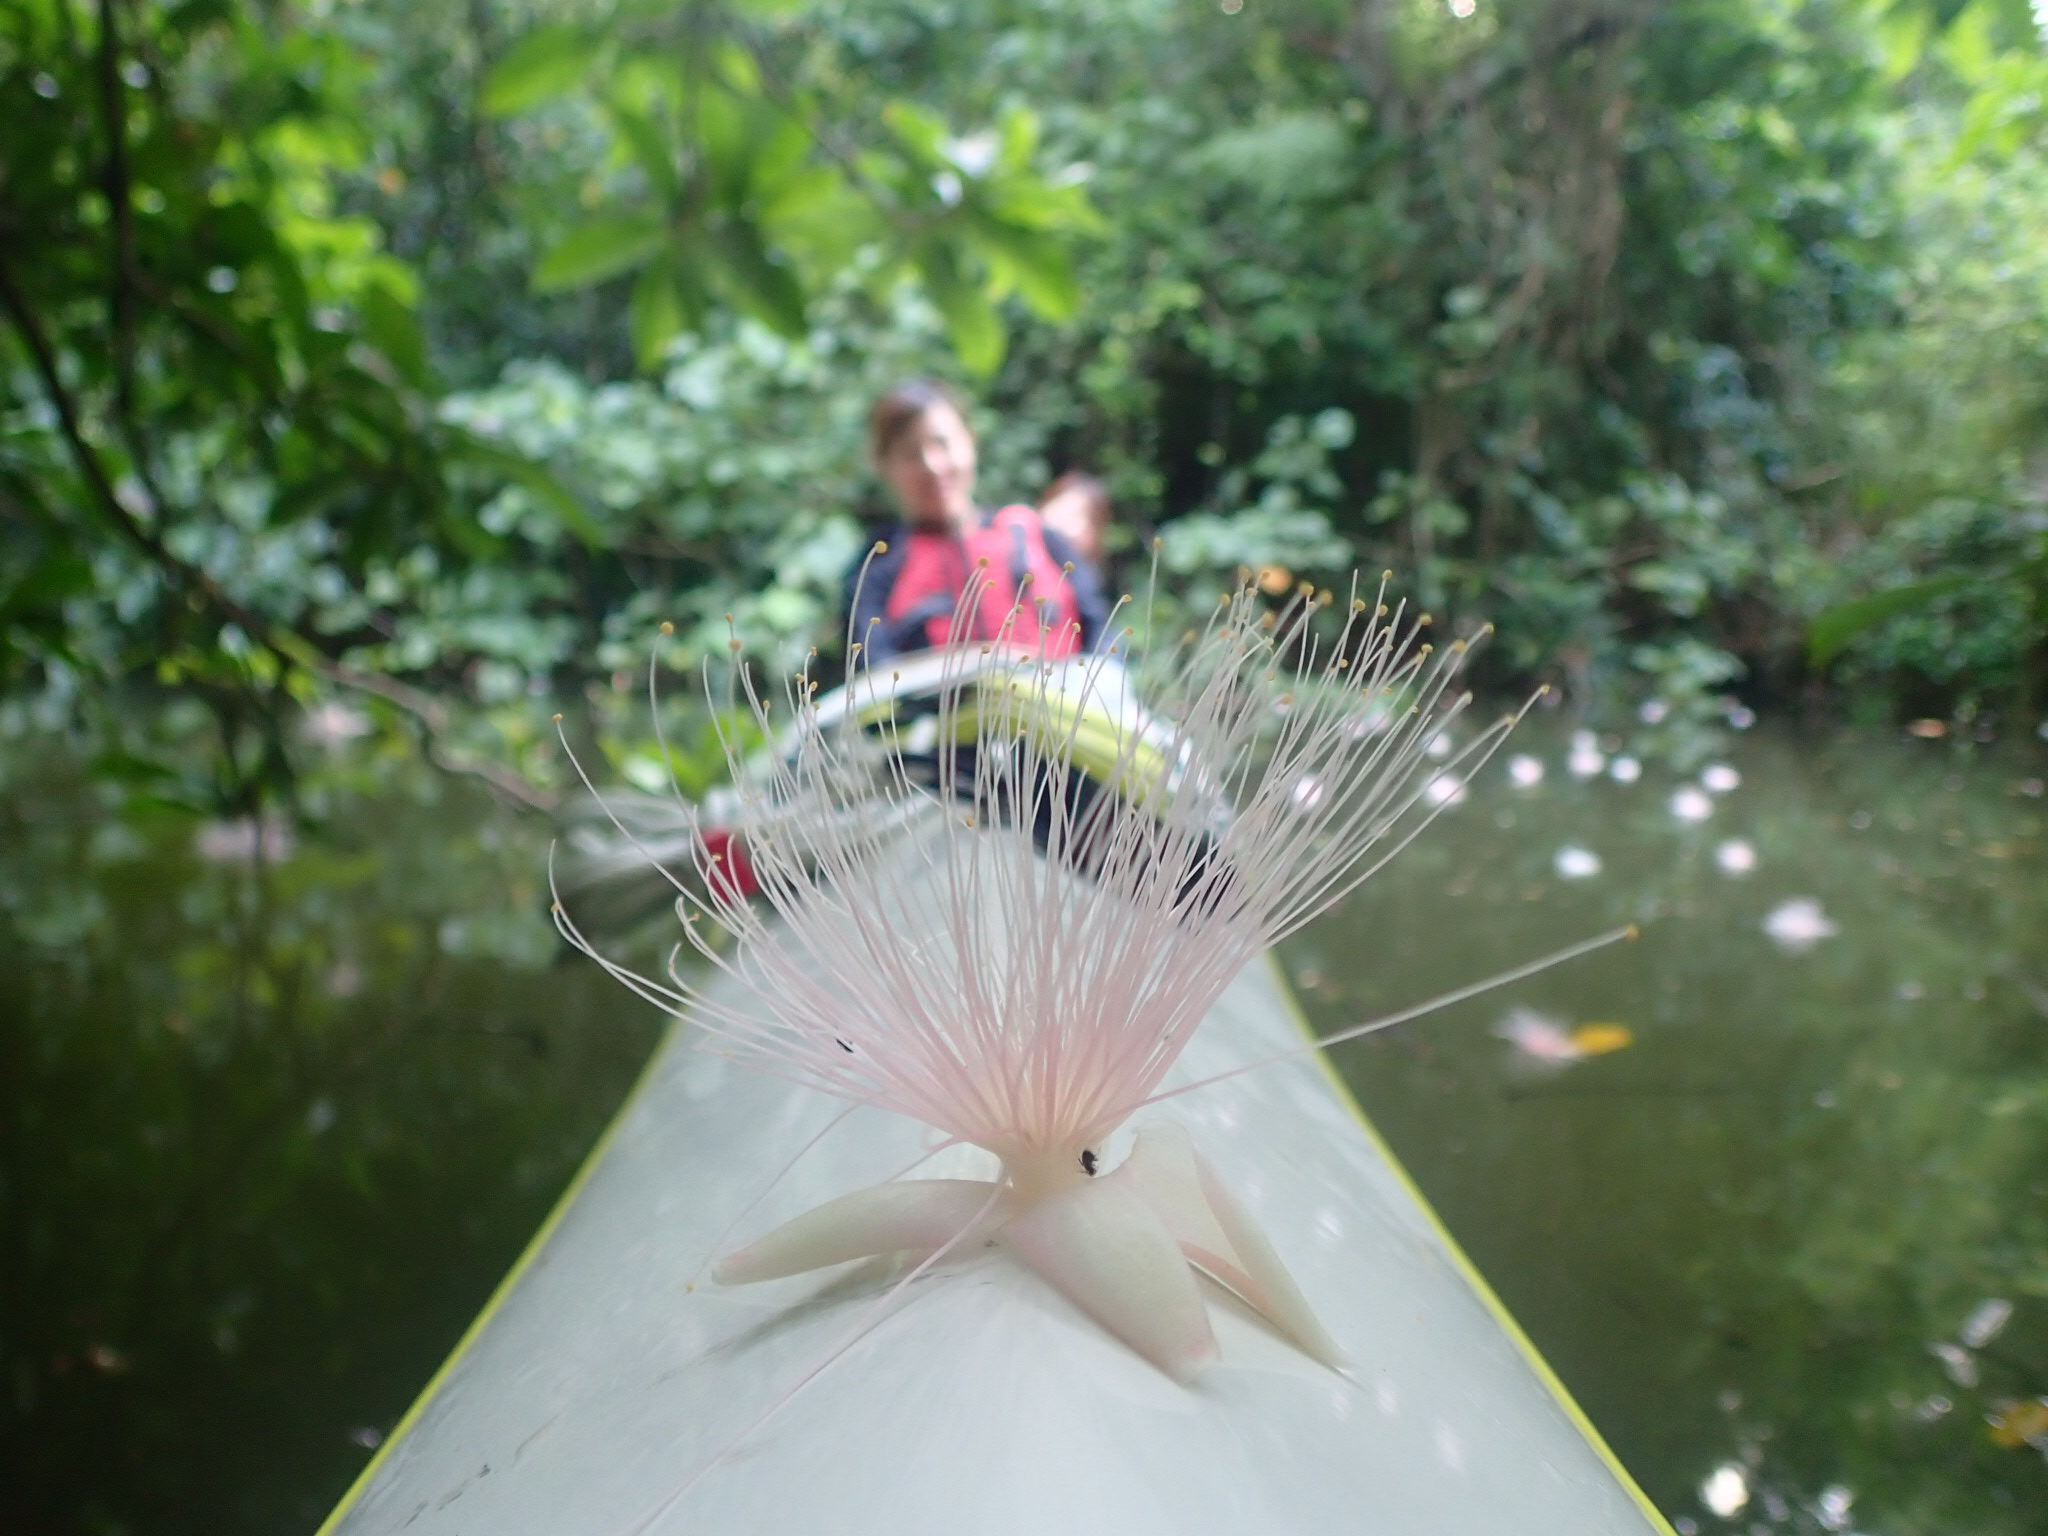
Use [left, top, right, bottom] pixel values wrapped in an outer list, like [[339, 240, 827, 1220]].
[[1669, 786, 1714, 822], [1714, 839, 1757, 875], [1701, 1463, 1749, 1518], [1815, 1485, 1853, 1532], [1763, 897, 1839, 953], [1554, 846, 1602, 880], [1931, 1341, 1979, 1388], [1496, 1007, 1582, 1063], [1961, 1298, 2013, 1349], [1424, 773, 1467, 807]]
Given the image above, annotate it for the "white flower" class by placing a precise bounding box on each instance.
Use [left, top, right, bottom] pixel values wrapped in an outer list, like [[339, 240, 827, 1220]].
[[556, 575, 1540, 1381], [1608, 755, 1641, 784], [1506, 753, 1544, 787]]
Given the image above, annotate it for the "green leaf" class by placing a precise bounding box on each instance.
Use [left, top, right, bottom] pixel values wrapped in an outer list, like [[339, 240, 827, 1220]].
[[358, 280, 427, 387], [608, 104, 680, 206], [1878, 4, 1932, 81], [711, 220, 807, 338], [480, 24, 600, 117], [532, 213, 668, 292], [1939, 1, 1996, 83], [882, 100, 950, 166], [1808, 573, 1983, 667], [917, 244, 1004, 375], [442, 431, 606, 549], [968, 217, 1079, 320], [629, 262, 686, 369]]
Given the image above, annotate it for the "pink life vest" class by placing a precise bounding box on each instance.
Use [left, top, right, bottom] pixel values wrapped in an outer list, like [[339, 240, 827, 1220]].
[[883, 504, 1085, 657]]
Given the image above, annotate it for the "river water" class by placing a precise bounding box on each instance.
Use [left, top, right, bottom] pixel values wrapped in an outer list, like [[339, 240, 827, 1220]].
[[1289, 719, 2048, 1535], [2, 717, 2042, 1533]]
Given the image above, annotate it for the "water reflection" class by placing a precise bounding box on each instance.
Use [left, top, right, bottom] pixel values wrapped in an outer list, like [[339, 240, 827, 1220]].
[[0, 747, 651, 1535], [1289, 719, 2048, 1535]]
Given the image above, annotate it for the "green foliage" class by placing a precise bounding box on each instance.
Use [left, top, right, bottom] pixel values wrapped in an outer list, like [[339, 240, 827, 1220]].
[[474, 2, 1100, 373]]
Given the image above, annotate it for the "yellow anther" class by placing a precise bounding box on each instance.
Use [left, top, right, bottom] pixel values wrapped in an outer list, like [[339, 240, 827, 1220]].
[[1624, 924, 1641, 941], [660, 621, 675, 635], [551, 713, 563, 723], [874, 540, 889, 554]]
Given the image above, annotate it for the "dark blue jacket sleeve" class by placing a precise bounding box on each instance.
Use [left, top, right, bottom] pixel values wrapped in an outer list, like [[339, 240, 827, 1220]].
[[842, 534, 929, 668]]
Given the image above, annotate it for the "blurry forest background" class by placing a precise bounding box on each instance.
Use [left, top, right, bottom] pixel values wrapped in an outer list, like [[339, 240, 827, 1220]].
[[6, 0, 2047, 804], [5, 1, 2048, 1532]]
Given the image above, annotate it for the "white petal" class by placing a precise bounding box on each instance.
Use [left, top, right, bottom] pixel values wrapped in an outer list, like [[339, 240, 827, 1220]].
[[1002, 1175, 1217, 1382], [713, 1178, 1000, 1284], [1121, 1123, 1343, 1368]]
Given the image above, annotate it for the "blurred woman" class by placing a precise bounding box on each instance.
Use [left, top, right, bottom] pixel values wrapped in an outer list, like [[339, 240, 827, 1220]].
[[846, 381, 1110, 666]]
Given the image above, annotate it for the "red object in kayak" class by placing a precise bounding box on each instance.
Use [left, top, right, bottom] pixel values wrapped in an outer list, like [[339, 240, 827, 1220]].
[[700, 827, 760, 900]]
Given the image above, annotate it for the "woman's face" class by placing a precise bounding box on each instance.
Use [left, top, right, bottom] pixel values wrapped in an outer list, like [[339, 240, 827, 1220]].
[[878, 403, 977, 530]]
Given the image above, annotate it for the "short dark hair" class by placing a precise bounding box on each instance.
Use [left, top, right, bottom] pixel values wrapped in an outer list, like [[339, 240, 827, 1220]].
[[869, 379, 971, 461]]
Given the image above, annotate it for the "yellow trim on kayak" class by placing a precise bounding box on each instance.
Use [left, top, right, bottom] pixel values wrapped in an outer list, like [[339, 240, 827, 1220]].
[[1264, 952, 1679, 1536], [312, 1025, 678, 1535]]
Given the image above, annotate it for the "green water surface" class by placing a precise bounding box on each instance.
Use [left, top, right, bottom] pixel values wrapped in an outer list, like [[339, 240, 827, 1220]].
[[1291, 720, 2048, 1535]]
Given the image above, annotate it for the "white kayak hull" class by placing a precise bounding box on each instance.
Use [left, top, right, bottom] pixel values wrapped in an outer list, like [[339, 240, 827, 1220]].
[[319, 847, 1670, 1535]]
